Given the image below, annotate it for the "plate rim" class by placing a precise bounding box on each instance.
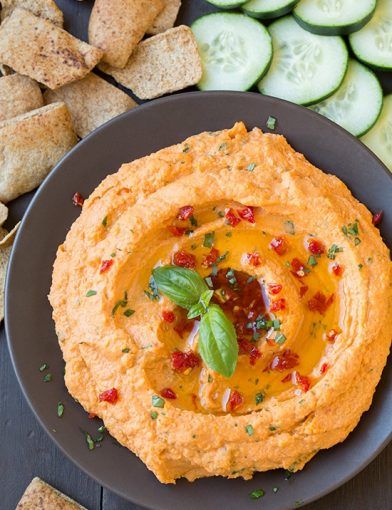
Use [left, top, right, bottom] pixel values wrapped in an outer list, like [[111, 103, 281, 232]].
[[5, 90, 392, 510]]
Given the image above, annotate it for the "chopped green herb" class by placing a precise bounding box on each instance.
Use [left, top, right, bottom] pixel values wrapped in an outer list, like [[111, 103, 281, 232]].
[[123, 308, 135, 317], [216, 251, 229, 263], [39, 363, 48, 372], [208, 374, 213, 383], [98, 425, 106, 433], [247, 276, 256, 284], [294, 500, 304, 508], [354, 237, 361, 246], [267, 115, 277, 130], [86, 432, 95, 450], [284, 220, 295, 235], [250, 489, 265, 499], [144, 276, 160, 301], [205, 276, 213, 288], [182, 144, 190, 153], [246, 163, 256, 172], [342, 220, 361, 245], [269, 425, 277, 431], [358, 263, 363, 270], [203, 232, 215, 248], [308, 255, 317, 267], [122, 347, 130, 353], [150, 411, 158, 420], [43, 373, 52, 382], [255, 392, 264, 405], [102, 215, 108, 227], [327, 244, 343, 260], [110, 252, 116, 258], [225, 231, 232, 237], [218, 142, 227, 152], [112, 291, 128, 316], [190, 215, 198, 227], [275, 333, 286, 345], [152, 395, 165, 408], [245, 424, 254, 436], [57, 402, 64, 418], [86, 290, 97, 297]]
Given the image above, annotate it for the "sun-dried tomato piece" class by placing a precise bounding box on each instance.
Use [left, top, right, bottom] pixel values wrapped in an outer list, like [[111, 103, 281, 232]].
[[238, 206, 255, 223], [225, 208, 241, 227], [281, 373, 292, 383], [177, 205, 194, 221], [307, 239, 325, 255], [293, 371, 311, 392], [202, 247, 220, 267], [162, 310, 175, 323], [332, 263, 344, 277], [99, 259, 114, 274], [228, 390, 244, 412], [167, 225, 186, 237], [270, 237, 288, 256], [269, 349, 299, 372], [299, 285, 309, 297], [238, 338, 262, 366], [291, 258, 307, 278], [99, 388, 118, 404], [247, 251, 261, 267], [320, 363, 329, 374], [268, 283, 282, 295], [173, 250, 196, 269], [160, 388, 177, 399], [171, 350, 201, 373], [308, 292, 334, 315], [270, 298, 286, 312], [372, 210, 384, 227], [72, 192, 84, 207], [325, 329, 339, 343]]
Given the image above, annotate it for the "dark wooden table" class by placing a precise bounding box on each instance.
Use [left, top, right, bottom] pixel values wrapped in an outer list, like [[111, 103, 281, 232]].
[[1, 1, 391, 509]]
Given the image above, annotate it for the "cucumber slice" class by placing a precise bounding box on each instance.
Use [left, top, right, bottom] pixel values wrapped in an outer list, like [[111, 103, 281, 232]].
[[243, 0, 300, 20], [349, 0, 392, 71], [310, 60, 383, 137], [206, 0, 247, 8], [293, 0, 376, 36], [258, 16, 348, 106], [361, 95, 392, 171], [192, 13, 272, 92]]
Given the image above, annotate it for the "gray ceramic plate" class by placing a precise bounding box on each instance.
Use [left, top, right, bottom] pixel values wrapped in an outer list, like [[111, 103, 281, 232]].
[[5, 92, 392, 510]]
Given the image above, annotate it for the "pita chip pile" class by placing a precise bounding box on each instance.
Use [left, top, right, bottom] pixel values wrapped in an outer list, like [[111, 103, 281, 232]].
[[16, 477, 87, 509]]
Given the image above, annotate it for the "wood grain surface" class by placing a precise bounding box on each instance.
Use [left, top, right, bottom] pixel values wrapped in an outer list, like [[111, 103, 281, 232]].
[[0, 1, 391, 509]]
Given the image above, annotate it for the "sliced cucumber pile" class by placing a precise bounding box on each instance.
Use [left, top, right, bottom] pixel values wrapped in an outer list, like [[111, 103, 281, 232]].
[[361, 95, 392, 171], [191, 13, 272, 91], [258, 16, 348, 105], [310, 60, 383, 137], [293, 0, 376, 36], [243, 0, 300, 20], [206, 0, 248, 7], [349, 0, 392, 71]]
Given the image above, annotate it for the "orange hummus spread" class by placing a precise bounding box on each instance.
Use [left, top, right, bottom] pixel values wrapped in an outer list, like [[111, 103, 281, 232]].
[[49, 122, 392, 483]]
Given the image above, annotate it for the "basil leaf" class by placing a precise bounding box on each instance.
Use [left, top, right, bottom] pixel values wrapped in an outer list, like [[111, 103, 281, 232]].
[[199, 304, 238, 378], [187, 303, 205, 319], [152, 266, 208, 310]]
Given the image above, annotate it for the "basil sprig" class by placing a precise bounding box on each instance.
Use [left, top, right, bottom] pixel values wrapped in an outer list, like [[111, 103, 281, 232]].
[[152, 266, 238, 378]]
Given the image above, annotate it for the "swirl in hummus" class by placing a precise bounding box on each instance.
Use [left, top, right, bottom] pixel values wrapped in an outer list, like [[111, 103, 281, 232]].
[[50, 122, 392, 483]]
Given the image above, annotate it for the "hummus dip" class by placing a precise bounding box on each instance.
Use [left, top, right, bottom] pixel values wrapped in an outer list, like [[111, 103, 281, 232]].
[[50, 122, 392, 483]]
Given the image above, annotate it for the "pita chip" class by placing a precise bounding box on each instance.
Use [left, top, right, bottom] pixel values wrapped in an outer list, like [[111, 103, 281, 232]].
[[44, 73, 137, 138], [1, 0, 64, 26], [89, 0, 164, 68], [0, 227, 12, 321], [0, 220, 19, 247], [147, 0, 181, 35], [0, 203, 8, 226], [15, 477, 87, 509], [0, 102, 77, 203], [0, 74, 43, 121], [99, 26, 202, 100], [0, 8, 103, 89]]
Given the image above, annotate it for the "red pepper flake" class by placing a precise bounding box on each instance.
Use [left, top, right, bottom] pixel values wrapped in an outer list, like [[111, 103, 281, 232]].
[[270, 237, 288, 256], [247, 251, 261, 267], [228, 389, 244, 412], [325, 329, 338, 343], [299, 285, 309, 297], [268, 283, 282, 295], [372, 210, 384, 227], [270, 298, 286, 312], [160, 387, 177, 399], [238, 338, 262, 366], [225, 208, 241, 227], [177, 205, 194, 221], [266, 338, 276, 346], [98, 388, 118, 404], [167, 225, 186, 237], [171, 350, 201, 373], [320, 363, 329, 374], [72, 192, 84, 207], [293, 371, 311, 392], [332, 263, 344, 277], [88, 412, 96, 419], [269, 349, 299, 371], [99, 259, 114, 274], [238, 206, 255, 223], [281, 373, 292, 383], [307, 239, 325, 255], [291, 258, 307, 278], [173, 250, 196, 269], [162, 310, 175, 323], [202, 247, 220, 267], [307, 291, 334, 315]]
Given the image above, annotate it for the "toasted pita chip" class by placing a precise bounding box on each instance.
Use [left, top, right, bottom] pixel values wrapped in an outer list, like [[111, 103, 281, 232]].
[[0, 74, 43, 121], [16, 477, 87, 509], [147, 0, 181, 35], [0, 227, 12, 321], [0, 220, 19, 247], [44, 73, 137, 138], [1, 0, 64, 26], [0, 102, 77, 203], [99, 26, 202, 100], [0, 203, 8, 226], [0, 8, 103, 90], [0, 64, 13, 76], [89, 0, 164, 68]]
